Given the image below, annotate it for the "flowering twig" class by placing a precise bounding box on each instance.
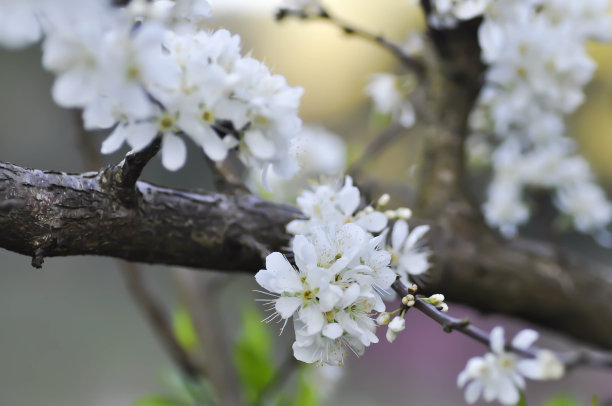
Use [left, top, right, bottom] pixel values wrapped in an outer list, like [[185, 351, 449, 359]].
[[392, 279, 612, 370], [276, 6, 426, 77]]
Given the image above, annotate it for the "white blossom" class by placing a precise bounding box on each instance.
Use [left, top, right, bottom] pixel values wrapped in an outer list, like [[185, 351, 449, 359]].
[[0, 0, 43, 49], [287, 176, 387, 236], [365, 73, 416, 128], [388, 220, 431, 285], [458, 327, 564, 405]]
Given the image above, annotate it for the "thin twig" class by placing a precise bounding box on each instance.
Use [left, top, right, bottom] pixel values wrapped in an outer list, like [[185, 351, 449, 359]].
[[392, 279, 612, 370], [112, 137, 162, 189], [276, 7, 426, 76], [121, 262, 207, 380]]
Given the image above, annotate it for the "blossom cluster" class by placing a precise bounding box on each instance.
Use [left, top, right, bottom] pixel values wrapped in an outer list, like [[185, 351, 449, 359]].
[[431, 0, 612, 238], [255, 176, 431, 365], [458, 327, 564, 405], [0, 0, 303, 176]]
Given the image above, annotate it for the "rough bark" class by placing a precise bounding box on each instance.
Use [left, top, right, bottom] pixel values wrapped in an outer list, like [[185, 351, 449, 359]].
[[0, 161, 298, 271]]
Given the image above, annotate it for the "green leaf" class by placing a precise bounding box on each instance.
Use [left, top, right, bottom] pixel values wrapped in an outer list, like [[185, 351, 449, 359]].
[[132, 395, 192, 406], [172, 305, 199, 352], [592, 394, 599, 406], [543, 396, 579, 406], [233, 308, 276, 403]]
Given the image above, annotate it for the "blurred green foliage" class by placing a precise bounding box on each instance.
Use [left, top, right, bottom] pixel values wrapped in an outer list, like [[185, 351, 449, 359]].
[[233, 308, 277, 403], [172, 305, 199, 352]]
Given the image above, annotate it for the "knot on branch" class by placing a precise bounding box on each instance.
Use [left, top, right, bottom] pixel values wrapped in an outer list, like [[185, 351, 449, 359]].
[[99, 137, 161, 205]]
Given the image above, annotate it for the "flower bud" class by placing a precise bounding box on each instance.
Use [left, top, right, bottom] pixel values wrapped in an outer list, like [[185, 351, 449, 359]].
[[384, 210, 397, 219], [376, 312, 391, 325], [408, 283, 418, 294], [386, 328, 399, 343], [377, 193, 390, 207], [388, 316, 406, 333], [363, 206, 374, 214], [429, 294, 445, 306], [438, 303, 449, 313], [397, 207, 412, 219], [401, 294, 415, 305]]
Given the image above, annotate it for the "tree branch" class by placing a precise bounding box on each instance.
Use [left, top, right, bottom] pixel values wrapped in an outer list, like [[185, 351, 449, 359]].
[[0, 161, 299, 271]]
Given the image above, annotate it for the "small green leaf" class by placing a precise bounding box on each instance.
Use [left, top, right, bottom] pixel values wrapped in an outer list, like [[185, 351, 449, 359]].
[[592, 394, 599, 406], [172, 305, 199, 352], [132, 395, 192, 406], [233, 308, 276, 403], [543, 396, 579, 406]]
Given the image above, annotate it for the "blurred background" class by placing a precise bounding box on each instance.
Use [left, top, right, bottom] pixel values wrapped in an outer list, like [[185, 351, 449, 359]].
[[1, 0, 612, 404]]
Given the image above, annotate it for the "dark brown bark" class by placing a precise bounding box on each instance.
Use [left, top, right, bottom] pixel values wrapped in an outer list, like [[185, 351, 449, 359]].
[[0, 161, 298, 271]]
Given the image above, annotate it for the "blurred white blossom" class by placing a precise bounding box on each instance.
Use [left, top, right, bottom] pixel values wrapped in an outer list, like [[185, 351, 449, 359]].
[[458, 327, 564, 405]]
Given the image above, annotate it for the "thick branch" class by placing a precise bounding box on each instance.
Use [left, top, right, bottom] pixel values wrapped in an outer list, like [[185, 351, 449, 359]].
[[0, 161, 298, 271]]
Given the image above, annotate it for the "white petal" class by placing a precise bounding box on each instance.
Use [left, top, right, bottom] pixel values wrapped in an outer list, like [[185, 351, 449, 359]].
[[162, 133, 187, 171], [126, 122, 158, 151], [101, 126, 127, 154], [299, 305, 325, 335], [490, 326, 505, 354], [322, 323, 343, 339], [275, 296, 302, 318], [392, 220, 408, 251], [356, 212, 388, 232], [404, 225, 430, 249], [340, 283, 361, 308], [511, 329, 538, 350], [399, 253, 430, 275], [318, 285, 342, 312], [293, 235, 317, 272], [497, 378, 520, 405], [337, 184, 360, 216], [245, 130, 276, 160], [265, 252, 302, 293], [464, 380, 482, 404], [254, 268, 275, 292]]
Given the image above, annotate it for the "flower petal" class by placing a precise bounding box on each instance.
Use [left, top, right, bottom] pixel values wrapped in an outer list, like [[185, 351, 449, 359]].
[[511, 329, 539, 350], [275, 296, 302, 318], [322, 323, 343, 339], [392, 220, 408, 251], [490, 326, 505, 354], [162, 133, 187, 171]]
